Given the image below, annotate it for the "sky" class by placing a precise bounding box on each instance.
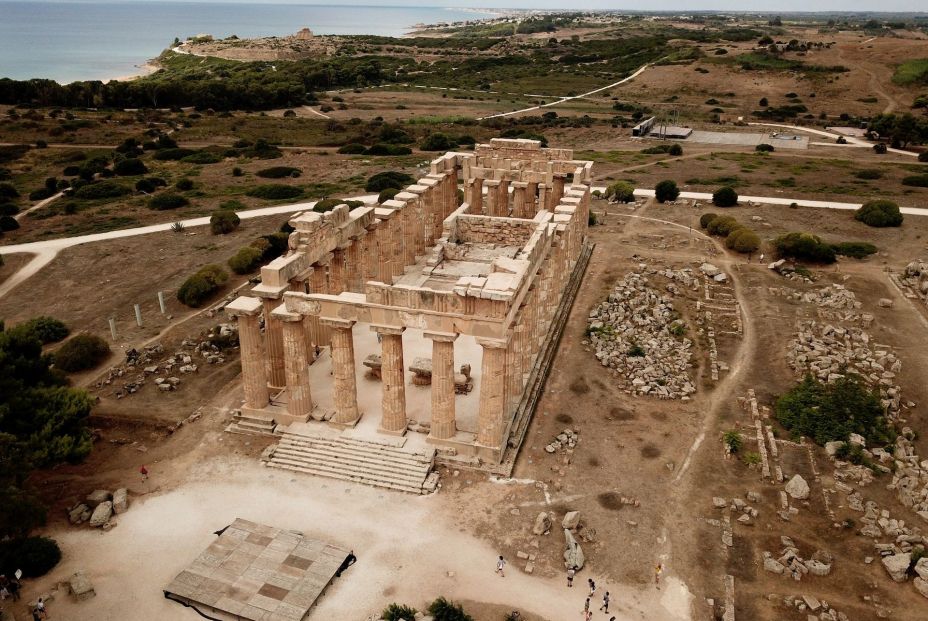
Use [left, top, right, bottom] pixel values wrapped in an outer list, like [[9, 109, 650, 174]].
[[11, 0, 928, 13]]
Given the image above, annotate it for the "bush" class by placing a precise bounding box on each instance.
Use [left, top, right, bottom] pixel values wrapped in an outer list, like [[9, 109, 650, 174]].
[[606, 181, 635, 203], [668, 143, 683, 156], [427, 597, 473, 621], [723, 430, 742, 453], [919, 151, 928, 162], [73, 181, 130, 200], [699, 212, 719, 229], [712, 186, 738, 207], [775, 374, 895, 446], [366, 171, 415, 192], [0, 203, 20, 216], [232, 167, 244, 177], [873, 143, 887, 154], [113, 157, 147, 176], [855, 169, 883, 180], [855, 199, 903, 227], [15, 316, 69, 343], [177, 264, 229, 307], [420, 133, 454, 151], [365, 144, 412, 156], [0, 536, 61, 578], [152, 148, 196, 161], [257, 166, 301, 179], [0, 182, 19, 201], [378, 188, 400, 203], [227, 246, 264, 274], [148, 193, 189, 210], [0, 215, 20, 231], [773, 232, 836, 263], [706, 215, 739, 236], [902, 174, 928, 187], [175, 178, 194, 191], [755, 143, 775, 152], [54, 333, 111, 372], [313, 198, 364, 213], [831, 241, 878, 259], [338, 143, 367, 154], [382, 603, 417, 621], [654, 180, 679, 203], [210, 210, 241, 235], [726, 228, 761, 253], [180, 150, 223, 164], [245, 184, 303, 200]]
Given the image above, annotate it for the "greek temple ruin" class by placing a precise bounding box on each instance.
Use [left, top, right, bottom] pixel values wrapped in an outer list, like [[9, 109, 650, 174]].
[[225, 139, 592, 487]]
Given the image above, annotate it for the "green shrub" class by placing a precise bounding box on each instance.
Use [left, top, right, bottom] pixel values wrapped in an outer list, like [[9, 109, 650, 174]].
[[366, 171, 414, 192], [855, 169, 883, 180], [153, 148, 196, 161], [420, 133, 454, 151], [54, 333, 111, 372], [427, 597, 473, 621], [378, 188, 400, 203], [773, 232, 836, 263], [338, 144, 367, 154], [775, 374, 895, 446], [654, 180, 679, 203], [855, 199, 903, 227], [712, 186, 738, 207], [365, 144, 412, 156], [177, 264, 229, 307], [699, 212, 719, 228], [210, 210, 241, 235], [180, 150, 223, 164], [256, 166, 301, 179], [232, 166, 244, 177], [245, 184, 303, 200], [606, 181, 635, 203], [723, 430, 742, 453], [0, 536, 61, 578], [15, 316, 69, 343], [902, 174, 928, 187], [382, 603, 417, 621], [755, 143, 775, 152], [0, 182, 19, 201], [73, 181, 130, 200], [175, 178, 194, 191], [0, 203, 20, 216], [726, 228, 760, 253], [113, 157, 147, 176], [148, 193, 189, 210], [313, 198, 364, 213], [227, 246, 264, 274], [0, 215, 20, 231], [668, 143, 683, 156], [220, 199, 245, 210], [831, 241, 878, 259], [873, 143, 887, 154], [707, 215, 739, 236], [919, 152, 928, 162]]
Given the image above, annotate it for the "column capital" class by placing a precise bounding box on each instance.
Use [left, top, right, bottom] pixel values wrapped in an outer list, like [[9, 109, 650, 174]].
[[371, 324, 405, 336], [225, 296, 263, 318], [271, 305, 303, 323], [320, 317, 355, 330], [511, 181, 529, 189], [476, 336, 509, 349], [424, 331, 458, 343], [314, 253, 334, 267]]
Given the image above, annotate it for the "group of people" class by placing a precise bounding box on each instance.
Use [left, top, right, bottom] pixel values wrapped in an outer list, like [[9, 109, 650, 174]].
[[0, 574, 21, 602]]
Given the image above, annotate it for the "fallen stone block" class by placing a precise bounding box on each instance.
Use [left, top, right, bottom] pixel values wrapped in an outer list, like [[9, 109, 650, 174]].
[[85, 489, 112, 509], [89, 501, 113, 528], [562, 511, 581, 530], [112, 488, 128, 514], [68, 571, 95, 601]]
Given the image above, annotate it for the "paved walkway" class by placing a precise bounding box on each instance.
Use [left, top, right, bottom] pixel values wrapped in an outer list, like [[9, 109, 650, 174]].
[[747, 122, 918, 158]]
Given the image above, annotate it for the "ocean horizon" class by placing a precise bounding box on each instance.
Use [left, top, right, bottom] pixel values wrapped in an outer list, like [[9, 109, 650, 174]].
[[0, 1, 495, 84]]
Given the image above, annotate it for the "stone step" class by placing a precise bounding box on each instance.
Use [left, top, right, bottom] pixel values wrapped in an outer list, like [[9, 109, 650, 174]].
[[274, 443, 431, 482], [279, 434, 433, 468], [269, 450, 428, 489], [266, 459, 426, 494]]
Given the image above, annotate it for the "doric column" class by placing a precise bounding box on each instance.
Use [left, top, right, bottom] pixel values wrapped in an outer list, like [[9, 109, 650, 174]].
[[361, 225, 377, 285], [469, 178, 483, 214], [426, 331, 457, 440], [484, 179, 500, 217], [277, 307, 314, 421], [329, 246, 347, 294], [526, 181, 538, 217], [507, 325, 524, 412], [537, 183, 548, 214], [552, 174, 566, 207], [476, 337, 509, 449], [262, 297, 286, 389], [498, 179, 510, 217], [324, 318, 360, 427], [373, 325, 406, 435], [226, 297, 269, 410], [346, 236, 363, 293], [390, 210, 404, 278], [310, 261, 330, 347], [511, 182, 527, 219]]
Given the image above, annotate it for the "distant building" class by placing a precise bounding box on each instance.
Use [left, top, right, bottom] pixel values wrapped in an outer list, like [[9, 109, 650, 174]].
[[294, 28, 314, 40]]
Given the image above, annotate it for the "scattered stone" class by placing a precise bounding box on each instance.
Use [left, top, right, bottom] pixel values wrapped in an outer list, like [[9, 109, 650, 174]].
[[88, 501, 113, 528], [881, 553, 911, 583], [785, 475, 810, 500], [532, 512, 552, 536], [112, 488, 128, 514], [68, 571, 95, 601], [563, 529, 585, 570], [85, 489, 111, 509], [562, 511, 581, 530]]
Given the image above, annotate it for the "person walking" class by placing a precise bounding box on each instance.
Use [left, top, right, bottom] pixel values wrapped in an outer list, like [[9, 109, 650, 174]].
[[35, 597, 48, 619], [600, 591, 610, 613], [566, 566, 575, 588], [583, 597, 590, 614], [139, 464, 149, 482], [588, 578, 596, 596], [495, 555, 506, 577], [584, 611, 592, 621], [655, 563, 663, 589]]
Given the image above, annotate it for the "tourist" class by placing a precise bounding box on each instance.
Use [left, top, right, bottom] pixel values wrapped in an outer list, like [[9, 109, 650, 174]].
[[32, 610, 42, 621], [655, 563, 663, 589], [334, 550, 357, 577], [35, 597, 47, 619], [588, 578, 596, 595], [139, 464, 149, 482], [600, 591, 610, 613], [584, 611, 592, 621], [495, 555, 506, 577], [566, 565, 575, 587], [583, 597, 590, 613], [9, 577, 20, 601]]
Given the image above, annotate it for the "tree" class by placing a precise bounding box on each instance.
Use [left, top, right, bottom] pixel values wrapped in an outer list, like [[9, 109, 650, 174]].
[[699, 212, 719, 228], [668, 143, 683, 156], [725, 228, 760, 253], [654, 180, 679, 203], [773, 232, 836, 263], [755, 143, 775, 152], [855, 200, 903, 227], [177, 264, 229, 307], [54, 333, 111, 372], [712, 186, 738, 207], [113, 157, 147, 176], [606, 181, 635, 203], [420, 133, 454, 151], [210, 210, 241, 235], [227, 246, 264, 274], [707, 215, 740, 236], [13, 317, 69, 343], [365, 171, 414, 192]]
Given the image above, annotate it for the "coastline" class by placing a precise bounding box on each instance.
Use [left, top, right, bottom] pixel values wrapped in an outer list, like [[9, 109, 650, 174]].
[[104, 61, 160, 84]]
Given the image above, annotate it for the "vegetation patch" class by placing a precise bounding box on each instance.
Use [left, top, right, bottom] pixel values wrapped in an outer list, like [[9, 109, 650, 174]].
[[773, 232, 836, 264], [177, 264, 229, 307], [855, 200, 903, 227], [245, 184, 304, 200], [54, 333, 111, 372], [892, 58, 928, 86], [256, 166, 301, 179]]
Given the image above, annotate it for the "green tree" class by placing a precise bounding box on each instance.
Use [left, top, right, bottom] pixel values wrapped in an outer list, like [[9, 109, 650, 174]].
[[712, 186, 738, 207], [773, 232, 836, 263], [606, 181, 635, 203], [855, 200, 903, 227], [654, 180, 679, 203], [54, 333, 111, 372], [210, 210, 241, 235]]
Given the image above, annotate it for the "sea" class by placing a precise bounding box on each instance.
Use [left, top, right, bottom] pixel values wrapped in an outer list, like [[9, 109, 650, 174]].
[[0, 1, 495, 83]]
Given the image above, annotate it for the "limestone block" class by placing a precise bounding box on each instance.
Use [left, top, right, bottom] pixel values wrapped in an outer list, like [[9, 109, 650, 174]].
[[68, 504, 90, 524], [112, 488, 128, 514], [85, 489, 112, 509], [562, 511, 580, 530], [89, 501, 113, 528], [915, 577, 928, 599], [563, 529, 585, 570], [68, 571, 95, 601], [881, 553, 911, 582], [785, 475, 810, 500], [764, 556, 785, 574], [914, 557, 928, 580], [532, 512, 552, 536]]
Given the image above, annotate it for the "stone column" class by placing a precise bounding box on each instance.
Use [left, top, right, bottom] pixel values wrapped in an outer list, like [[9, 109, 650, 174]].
[[278, 308, 313, 421], [329, 246, 347, 294], [324, 318, 360, 427], [374, 325, 406, 435], [310, 262, 330, 347], [537, 183, 548, 214], [226, 297, 269, 410], [390, 211, 404, 278], [426, 331, 457, 440], [507, 325, 524, 412], [498, 179, 510, 217], [476, 338, 508, 449], [552, 174, 566, 207], [484, 179, 500, 217], [361, 225, 377, 285], [526, 181, 538, 217], [470, 178, 483, 214], [262, 297, 286, 389], [511, 182, 527, 219]]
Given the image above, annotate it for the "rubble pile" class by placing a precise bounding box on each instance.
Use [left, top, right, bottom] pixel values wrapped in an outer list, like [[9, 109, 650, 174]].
[[587, 270, 695, 399], [902, 260, 928, 298], [769, 259, 814, 283], [544, 428, 578, 454], [763, 536, 833, 581], [68, 488, 129, 531], [779, 594, 850, 621]]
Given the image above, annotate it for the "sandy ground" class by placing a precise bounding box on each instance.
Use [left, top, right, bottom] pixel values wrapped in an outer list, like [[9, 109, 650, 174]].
[[18, 454, 692, 621]]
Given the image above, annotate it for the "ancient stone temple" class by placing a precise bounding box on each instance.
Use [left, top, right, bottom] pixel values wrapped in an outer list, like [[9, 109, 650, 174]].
[[226, 139, 592, 487]]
